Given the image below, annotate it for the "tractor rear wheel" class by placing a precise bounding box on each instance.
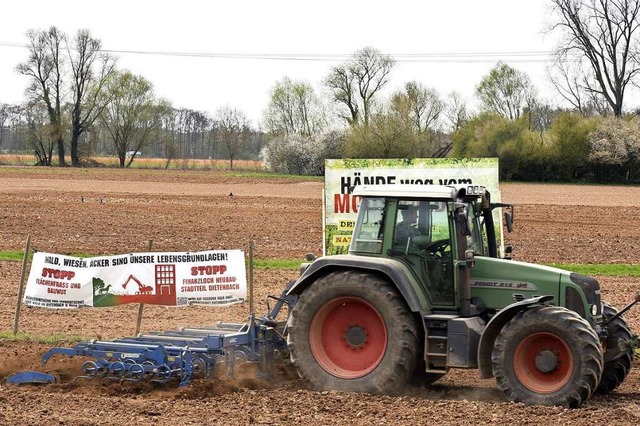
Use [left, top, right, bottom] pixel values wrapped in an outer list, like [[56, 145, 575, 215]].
[[491, 305, 603, 407], [596, 303, 634, 394], [287, 270, 418, 394]]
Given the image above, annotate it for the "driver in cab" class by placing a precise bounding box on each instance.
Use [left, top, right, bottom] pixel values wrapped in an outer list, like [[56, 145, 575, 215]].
[[394, 204, 421, 248]]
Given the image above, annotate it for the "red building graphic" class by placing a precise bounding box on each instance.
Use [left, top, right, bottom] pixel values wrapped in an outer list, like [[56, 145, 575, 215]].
[[154, 264, 177, 305]]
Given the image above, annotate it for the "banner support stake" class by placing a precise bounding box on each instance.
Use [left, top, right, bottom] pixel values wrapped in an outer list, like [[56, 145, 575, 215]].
[[13, 235, 31, 337], [249, 241, 254, 316], [135, 240, 153, 335]]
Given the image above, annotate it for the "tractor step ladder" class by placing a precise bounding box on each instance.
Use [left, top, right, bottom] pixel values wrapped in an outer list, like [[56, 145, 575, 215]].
[[423, 314, 459, 374]]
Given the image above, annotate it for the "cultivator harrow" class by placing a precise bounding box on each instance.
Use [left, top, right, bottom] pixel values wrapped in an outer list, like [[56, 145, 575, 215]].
[[8, 282, 297, 387]]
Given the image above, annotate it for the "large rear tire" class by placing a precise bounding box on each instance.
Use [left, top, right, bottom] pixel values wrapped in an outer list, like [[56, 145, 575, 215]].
[[596, 303, 634, 394], [491, 305, 603, 407], [287, 270, 418, 394]]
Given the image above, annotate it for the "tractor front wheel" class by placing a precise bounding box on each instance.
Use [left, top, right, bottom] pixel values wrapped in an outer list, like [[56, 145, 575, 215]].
[[287, 271, 418, 394], [597, 303, 634, 394], [491, 305, 603, 407]]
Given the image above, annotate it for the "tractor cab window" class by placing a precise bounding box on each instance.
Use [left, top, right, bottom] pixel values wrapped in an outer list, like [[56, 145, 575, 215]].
[[391, 200, 454, 306], [467, 203, 488, 256], [350, 197, 385, 254]]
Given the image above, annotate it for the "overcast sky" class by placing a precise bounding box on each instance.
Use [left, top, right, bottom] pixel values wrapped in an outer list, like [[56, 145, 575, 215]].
[[1, 0, 567, 126]]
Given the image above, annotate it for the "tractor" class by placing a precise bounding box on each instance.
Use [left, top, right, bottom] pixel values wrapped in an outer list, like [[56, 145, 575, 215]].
[[285, 184, 635, 408]]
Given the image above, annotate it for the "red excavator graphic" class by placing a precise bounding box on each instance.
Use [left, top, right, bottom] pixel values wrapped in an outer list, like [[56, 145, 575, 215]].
[[122, 275, 154, 295]]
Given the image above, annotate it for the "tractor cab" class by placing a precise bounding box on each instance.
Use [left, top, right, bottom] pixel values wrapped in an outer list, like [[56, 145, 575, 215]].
[[349, 184, 500, 309], [349, 184, 505, 259]]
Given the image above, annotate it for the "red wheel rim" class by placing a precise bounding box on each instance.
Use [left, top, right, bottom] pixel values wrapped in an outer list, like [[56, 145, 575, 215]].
[[309, 296, 387, 379], [513, 332, 573, 393]]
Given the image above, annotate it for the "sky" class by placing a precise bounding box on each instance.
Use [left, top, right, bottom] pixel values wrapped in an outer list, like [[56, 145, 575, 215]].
[[0, 0, 568, 127]]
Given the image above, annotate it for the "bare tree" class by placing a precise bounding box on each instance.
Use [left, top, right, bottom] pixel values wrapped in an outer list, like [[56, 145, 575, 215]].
[[68, 29, 116, 166], [100, 70, 168, 167], [16, 27, 66, 166], [164, 139, 179, 169], [549, 60, 616, 116], [325, 47, 395, 126], [549, 61, 587, 112], [0, 103, 14, 149], [214, 106, 251, 170], [23, 102, 55, 165], [445, 91, 469, 132], [4, 105, 29, 153], [17, 27, 115, 166], [163, 107, 212, 158], [550, 0, 640, 117], [263, 77, 326, 136]]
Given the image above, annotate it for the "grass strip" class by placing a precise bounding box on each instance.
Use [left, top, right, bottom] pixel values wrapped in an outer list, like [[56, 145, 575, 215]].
[[0, 331, 85, 344], [253, 259, 301, 269], [2, 251, 639, 276], [545, 263, 640, 277], [0, 251, 29, 261], [222, 171, 323, 180]]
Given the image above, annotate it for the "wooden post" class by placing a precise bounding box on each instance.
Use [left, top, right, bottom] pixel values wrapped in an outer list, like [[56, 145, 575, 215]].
[[12, 235, 31, 336], [135, 240, 153, 335], [248, 241, 254, 315]]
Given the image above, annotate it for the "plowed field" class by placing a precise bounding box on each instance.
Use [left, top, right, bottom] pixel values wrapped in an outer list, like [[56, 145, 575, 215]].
[[1, 167, 640, 425]]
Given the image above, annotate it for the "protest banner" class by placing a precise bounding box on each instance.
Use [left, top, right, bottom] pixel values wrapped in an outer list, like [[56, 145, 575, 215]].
[[23, 249, 246, 308]]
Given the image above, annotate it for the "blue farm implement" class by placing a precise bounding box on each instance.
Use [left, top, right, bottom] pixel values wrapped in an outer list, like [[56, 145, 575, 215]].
[[8, 282, 297, 387]]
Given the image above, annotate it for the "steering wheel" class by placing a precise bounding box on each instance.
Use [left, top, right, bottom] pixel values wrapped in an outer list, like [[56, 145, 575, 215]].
[[425, 239, 450, 257]]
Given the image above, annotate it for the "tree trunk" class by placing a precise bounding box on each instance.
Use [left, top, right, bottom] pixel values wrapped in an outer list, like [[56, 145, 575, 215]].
[[70, 124, 81, 166], [56, 136, 65, 166]]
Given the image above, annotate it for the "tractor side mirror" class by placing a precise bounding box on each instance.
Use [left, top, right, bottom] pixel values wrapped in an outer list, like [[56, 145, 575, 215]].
[[504, 211, 514, 233]]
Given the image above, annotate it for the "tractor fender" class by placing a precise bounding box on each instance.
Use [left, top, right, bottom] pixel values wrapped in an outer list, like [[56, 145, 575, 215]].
[[287, 255, 425, 312], [477, 295, 554, 379]]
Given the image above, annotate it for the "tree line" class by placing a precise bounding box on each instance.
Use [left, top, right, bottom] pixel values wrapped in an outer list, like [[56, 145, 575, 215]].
[[2, 0, 640, 182]]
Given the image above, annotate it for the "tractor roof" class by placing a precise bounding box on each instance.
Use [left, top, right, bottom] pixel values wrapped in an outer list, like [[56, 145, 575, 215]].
[[352, 184, 458, 200]]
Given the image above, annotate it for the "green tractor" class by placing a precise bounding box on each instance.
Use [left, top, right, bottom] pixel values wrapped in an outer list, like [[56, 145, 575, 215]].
[[285, 185, 635, 407]]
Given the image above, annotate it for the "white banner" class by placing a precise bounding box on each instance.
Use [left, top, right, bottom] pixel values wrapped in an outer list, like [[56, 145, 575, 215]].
[[24, 250, 247, 309]]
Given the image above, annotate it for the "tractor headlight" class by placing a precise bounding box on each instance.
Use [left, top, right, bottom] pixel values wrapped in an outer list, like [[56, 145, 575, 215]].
[[591, 304, 598, 316], [466, 185, 486, 196]]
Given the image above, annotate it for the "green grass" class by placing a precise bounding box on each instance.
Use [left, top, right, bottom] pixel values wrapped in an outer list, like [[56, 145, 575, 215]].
[[253, 259, 301, 269], [2, 250, 638, 276], [0, 251, 29, 261], [546, 263, 640, 277], [0, 331, 85, 344], [0, 251, 87, 261], [254, 260, 640, 276]]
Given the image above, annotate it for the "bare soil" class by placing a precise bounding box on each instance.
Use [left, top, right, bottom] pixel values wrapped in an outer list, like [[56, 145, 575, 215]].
[[1, 167, 640, 425]]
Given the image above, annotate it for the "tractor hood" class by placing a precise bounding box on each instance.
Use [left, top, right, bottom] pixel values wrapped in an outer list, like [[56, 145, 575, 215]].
[[470, 257, 601, 317]]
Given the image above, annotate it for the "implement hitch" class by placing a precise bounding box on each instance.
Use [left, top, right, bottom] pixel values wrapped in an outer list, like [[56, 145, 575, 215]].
[[604, 292, 640, 326]]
